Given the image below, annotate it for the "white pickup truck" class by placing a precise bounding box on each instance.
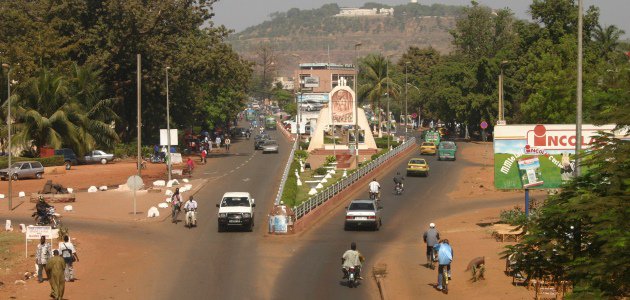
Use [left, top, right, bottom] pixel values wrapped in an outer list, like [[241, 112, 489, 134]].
[[216, 192, 255, 232]]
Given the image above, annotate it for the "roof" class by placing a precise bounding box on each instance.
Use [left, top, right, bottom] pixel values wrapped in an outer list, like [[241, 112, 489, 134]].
[[222, 192, 251, 198], [350, 199, 377, 204]]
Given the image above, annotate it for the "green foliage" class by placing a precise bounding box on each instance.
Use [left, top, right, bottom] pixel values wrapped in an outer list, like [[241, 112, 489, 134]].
[[313, 167, 328, 176], [294, 150, 309, 160], [325, 155, 336, 165], [0, 155, 65, 167], [503, 133, 630, 297], [371, 149, 388, 160], [373, 137, 400, 149], [280, 159, 301, 207], [499, 206, 527, 226], [114, 143, 152, 159]]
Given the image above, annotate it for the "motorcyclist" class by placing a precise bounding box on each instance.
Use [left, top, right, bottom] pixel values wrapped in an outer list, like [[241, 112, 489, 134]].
[[368, 178, 381, 200], [183, 195, 198, 227], [35, 196, 53, 223], [341, 242, 364, 280], [393, 172, 404, 191]]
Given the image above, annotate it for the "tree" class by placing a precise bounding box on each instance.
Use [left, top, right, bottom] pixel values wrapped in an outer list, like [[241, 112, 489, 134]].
[[592, 24, 625, 61], [358, 54, 399, 137], [530, 0, 600, 44]]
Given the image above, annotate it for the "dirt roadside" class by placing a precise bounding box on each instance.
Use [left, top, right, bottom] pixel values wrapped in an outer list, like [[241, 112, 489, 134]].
[[376, 142, 541, 299]]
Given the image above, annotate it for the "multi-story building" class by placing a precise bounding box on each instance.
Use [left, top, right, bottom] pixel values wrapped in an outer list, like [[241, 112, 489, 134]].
[[294, 63, 357, 94]]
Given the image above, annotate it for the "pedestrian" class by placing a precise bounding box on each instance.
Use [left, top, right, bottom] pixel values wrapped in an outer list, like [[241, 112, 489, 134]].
[[171, 188, 183, 223], [58, 235, 79, 282], [201, 149, 207, 164], [225, 137, 231, 151], [35, 236, 52, 283], [215, 136, 222, 148], [46, 249, 66, 300], [186, 157, 195, 177]]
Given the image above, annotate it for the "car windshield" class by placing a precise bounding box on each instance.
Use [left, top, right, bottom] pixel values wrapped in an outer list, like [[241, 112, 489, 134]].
[[348, 202, 375, 211], [422, 143, 435, 147], [409, 159, 426, 165], [221, 197, 250, 207], [440, 143, 455, 149], [10, 163, 22, 168]]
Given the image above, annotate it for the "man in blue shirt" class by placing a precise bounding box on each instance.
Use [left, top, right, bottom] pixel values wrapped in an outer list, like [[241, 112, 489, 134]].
[[433, 239, 453, 291]]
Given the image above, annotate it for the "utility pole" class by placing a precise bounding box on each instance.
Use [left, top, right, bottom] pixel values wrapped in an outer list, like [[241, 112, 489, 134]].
[[137, 54, 142, 176], [498, 60, 508, 123], [405, 62, 410, 140], [2, 63, 12, 210], [575, 0, 583, 176], [165, 67, 172, 182], [354, 42, 362, 163], [386, 56, 391, 150]]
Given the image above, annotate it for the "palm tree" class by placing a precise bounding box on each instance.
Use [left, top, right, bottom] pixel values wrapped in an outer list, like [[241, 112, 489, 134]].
[[11, 67, 118, 156], [357, 54, 399, 137], [592, 24, 625, 60]]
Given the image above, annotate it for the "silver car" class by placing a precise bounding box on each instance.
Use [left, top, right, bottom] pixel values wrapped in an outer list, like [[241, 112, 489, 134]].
[[261, 140, 279, 153], [344, 199, 382, 231], [81, 150, 115, 164], [0, 161, 45, 180]]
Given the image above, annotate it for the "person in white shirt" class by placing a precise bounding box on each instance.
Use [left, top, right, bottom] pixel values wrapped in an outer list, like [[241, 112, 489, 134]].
[[368, 178, 381, 199], [58, 235, 79, 282], [184, 196, 198, 227], [341, 242, 364, 280]]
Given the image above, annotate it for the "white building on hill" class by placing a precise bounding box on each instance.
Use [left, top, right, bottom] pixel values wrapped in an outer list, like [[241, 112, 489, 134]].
[[336, 7, 394, 17]]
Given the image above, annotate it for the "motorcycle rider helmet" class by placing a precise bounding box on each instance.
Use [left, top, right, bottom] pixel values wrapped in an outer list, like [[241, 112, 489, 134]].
[[351, 242, 357, 250], [189, 195, 194, 201], [429, 223, 436, 228]]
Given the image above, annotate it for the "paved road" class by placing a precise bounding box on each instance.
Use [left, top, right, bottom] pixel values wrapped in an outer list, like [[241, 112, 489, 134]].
[[270, 136, 519, 299]]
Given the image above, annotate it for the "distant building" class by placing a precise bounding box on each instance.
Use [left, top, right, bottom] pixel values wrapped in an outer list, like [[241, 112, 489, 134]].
[[410, 0, 418, 3], [272, 77, 295, 90], [336, 7, 394, 17], [294, 63, 357, 93]]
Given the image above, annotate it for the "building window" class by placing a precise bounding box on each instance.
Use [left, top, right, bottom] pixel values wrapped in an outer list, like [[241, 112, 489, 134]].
[[332, 74, 355, 88]]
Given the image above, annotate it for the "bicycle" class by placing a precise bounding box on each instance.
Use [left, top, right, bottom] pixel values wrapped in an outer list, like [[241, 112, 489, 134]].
[[428, 248, 437, 270], [440, 264, 450, 294]]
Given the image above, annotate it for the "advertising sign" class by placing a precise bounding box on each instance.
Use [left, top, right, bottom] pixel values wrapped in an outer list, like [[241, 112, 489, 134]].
[[159, 129, 178, 146], [494, 124, 620, 189], [298, 93, 329, 103], [329, 86, 356, 125], [303, 76, 320, 88]]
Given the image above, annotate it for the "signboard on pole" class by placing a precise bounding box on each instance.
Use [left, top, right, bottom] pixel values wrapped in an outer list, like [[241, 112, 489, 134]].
[[480, 121, 488, 129], [26, 226, 53, 239], [329, 86, 356, 125], [303, 76, 320, 88], [493, 124, 622, 189], [159, 129, 178, 146]]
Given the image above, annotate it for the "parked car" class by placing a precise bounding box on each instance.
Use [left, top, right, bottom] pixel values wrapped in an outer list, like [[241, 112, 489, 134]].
[[81, 150, 115, 164], [420, 142, 437, 155], [54, 148, 78, 169], [303, 100, 324, 111], [437, 141, 457, 161], [216, 192, 256, 232], [344, 199, 381, 231], [406, 158, 430, 177], [261, 140, 279, 153], [0, 161, 45, 180]]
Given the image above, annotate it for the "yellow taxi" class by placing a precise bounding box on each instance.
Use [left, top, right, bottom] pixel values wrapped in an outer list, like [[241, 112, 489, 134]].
[[406, 158, 430, 177], [420, 142, 437, 155]]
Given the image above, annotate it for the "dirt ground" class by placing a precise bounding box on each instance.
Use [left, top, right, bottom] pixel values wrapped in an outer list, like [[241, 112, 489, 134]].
[[377, 142, 542, 299]]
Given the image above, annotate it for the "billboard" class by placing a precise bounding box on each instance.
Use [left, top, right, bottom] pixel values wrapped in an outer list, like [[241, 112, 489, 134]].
[[160, 129, 179, 146], [494, 124, 620, 189], [303, 76, 320, 88], [329, 86, 356, 125]]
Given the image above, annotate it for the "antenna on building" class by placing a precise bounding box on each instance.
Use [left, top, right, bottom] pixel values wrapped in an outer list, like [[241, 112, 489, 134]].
[[327, 44, 331, 66]]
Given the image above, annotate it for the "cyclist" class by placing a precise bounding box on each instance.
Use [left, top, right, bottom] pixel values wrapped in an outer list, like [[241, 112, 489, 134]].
[[423, 223, 440, 267], [434, 239, 453, 292], [368, 178, 381, 200]]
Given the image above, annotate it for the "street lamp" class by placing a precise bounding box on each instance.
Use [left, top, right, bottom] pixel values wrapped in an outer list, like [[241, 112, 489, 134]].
[[404, 61, 410, 139], [291, 53, 302, 144], [498, 60, 509, 123], [2, 63, 12, 210], [165, 66, 172, 182], [407, 83, 421, 130], [354, 42, 362, 163], [575, 0, 584, 176]]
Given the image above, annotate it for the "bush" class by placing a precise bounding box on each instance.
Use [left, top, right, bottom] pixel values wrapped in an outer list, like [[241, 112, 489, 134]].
[[499, 206, 527, 226], [280, 159, 301, 207], [371, 149, 388, 161], [0, 155, 65, 167], [325, 155, 336, 164], [295, 150, 309, 160], [314, 167, 327, 175], [114, 143, 152, 159], [374, 137, 400, 149], [299, 141, 310, 150]]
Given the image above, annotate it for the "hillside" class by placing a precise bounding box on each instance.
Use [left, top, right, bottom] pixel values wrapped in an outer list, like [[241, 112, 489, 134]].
[[227, 3, 463, 75]]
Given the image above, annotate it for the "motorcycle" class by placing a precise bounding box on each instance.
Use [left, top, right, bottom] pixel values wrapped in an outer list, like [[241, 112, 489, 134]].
[[185, 209, 197, 228], [343, 266, 361, 288], [394, 183, 404, 195], [369, 191, 380, 200], [32, 207, 61, 228]]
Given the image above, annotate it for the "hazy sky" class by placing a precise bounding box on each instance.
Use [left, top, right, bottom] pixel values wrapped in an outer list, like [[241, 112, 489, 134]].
[[212, 0, 630, 37]]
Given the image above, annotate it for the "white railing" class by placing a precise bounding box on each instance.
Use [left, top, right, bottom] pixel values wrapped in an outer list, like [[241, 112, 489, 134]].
[[274, 138, 299, 205], [293, 137, 416, 219]]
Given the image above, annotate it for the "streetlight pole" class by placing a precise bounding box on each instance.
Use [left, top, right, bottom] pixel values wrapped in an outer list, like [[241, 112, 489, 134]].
[[165, 67, 172, 182], [386, 56, 391, 150], [407, 83, 421, 130], [575, 0, 583, 177], [2, 63, 12, 210], [404, 61, 410, 140], [498, 60, 508, 123], [354, 42, 362, 163]]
